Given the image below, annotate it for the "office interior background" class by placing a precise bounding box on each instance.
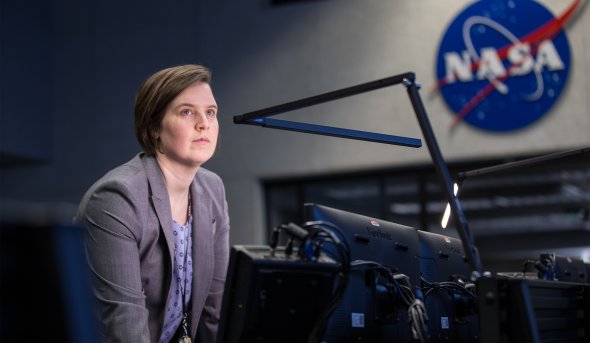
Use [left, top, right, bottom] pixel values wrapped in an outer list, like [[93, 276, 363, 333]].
[[1, 0, 589, 276]]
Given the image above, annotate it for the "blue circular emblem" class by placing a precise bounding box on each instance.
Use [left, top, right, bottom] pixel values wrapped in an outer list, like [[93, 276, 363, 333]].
[[436, 0, 571, 132]]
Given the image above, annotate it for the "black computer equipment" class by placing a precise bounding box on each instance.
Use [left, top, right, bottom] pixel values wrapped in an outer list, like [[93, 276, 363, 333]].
[[216, 245, 340, 343], [417, 230, 478, 342], [478, 276, 590, 343], [304, 203, 422, 342], [537, 253, 588, 284]]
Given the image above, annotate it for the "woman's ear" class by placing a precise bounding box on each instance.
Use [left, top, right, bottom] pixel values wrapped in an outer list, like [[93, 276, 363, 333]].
[[151, 128, 159, 140], [152, 128, 164, 154]]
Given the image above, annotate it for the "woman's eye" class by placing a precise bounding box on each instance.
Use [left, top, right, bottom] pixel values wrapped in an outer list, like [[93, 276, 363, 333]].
[[180, 109, 193, 116], [206, 109, 217, 117]]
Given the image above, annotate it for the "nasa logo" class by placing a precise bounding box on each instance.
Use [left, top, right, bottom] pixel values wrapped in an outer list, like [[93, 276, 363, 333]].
[[435, 0, 581, 132]]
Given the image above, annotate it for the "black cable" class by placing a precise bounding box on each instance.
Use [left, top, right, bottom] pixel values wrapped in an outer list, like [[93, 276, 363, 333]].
[[269, 225, 281, 256], [302, 222, 351, 343], [284, 237, 295, 257], [397, 274, 428, 343], [421, 276, 476, 300], [408, 298, 428, 343]]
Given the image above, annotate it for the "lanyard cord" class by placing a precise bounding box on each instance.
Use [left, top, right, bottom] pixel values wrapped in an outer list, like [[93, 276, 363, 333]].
[[180, 192, 192, 341]]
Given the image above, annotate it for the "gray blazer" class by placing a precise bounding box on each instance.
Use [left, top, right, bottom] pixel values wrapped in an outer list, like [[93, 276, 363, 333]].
[[75, 153, 230, 342]]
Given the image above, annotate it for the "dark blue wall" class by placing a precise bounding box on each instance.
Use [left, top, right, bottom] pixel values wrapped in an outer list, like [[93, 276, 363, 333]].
[[1, 0, 52, 163], [0, 0, 214, 204]]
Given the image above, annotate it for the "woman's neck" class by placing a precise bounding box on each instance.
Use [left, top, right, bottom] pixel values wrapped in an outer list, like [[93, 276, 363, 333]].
[[156, 154, 198, 224]]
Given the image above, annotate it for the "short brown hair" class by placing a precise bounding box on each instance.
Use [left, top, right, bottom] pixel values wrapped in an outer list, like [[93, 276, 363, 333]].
[[134, 64, 212, 156]]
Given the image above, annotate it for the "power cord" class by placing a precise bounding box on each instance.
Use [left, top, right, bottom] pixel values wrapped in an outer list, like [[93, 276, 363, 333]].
[[351, 261, 429, 343]]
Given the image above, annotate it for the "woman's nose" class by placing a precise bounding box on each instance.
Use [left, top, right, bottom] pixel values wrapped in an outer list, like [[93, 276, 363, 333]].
[[195, 112, 210, 131]]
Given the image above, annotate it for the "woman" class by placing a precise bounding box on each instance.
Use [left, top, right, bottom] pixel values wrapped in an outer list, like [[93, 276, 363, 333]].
[[76, 64, 230, 343]]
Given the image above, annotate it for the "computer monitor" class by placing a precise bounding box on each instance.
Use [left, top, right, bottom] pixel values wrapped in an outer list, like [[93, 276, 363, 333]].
[[417, 230, 478, 342], [217, 245, 340, 343], [303, 203, 421, 342]]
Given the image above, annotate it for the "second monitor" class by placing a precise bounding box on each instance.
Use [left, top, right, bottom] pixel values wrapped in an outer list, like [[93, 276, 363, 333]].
[[304, 203, 421, 342]]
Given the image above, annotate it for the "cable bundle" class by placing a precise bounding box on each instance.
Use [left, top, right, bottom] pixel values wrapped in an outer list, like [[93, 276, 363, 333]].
[[351, 260, 429, 343], [421, 276, 477, 327], [421, 277, 476, 301]]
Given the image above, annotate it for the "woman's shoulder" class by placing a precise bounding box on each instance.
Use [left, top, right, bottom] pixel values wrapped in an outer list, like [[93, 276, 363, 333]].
[[79, 154, 151, 204], [96, 154, 148, 188], [195, 167, 225, 190], [75, 154, 151, 238], [196, 167, 221, 182], [195, 167, 226, 201]]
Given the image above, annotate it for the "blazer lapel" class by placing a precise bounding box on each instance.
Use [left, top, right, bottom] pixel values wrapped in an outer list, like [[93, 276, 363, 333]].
[[189, 174, 214, 337], [142, 155, 176, 270]]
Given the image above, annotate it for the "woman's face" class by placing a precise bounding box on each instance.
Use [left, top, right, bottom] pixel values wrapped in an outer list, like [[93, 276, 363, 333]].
[[156, 81, 219, 168]]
